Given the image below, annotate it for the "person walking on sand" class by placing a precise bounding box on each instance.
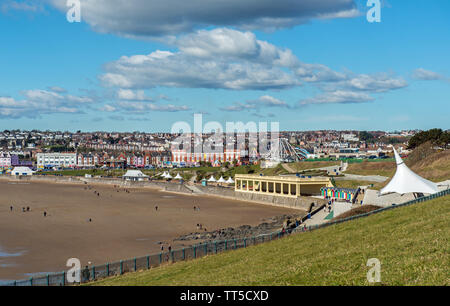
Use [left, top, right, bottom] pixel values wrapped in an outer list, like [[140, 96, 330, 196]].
[[44, 211, 47, 217], [155, 205, 158, 211], [10, 206, 13, 212]]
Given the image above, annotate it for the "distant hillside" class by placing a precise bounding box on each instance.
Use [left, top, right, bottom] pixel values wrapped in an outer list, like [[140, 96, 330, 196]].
[[404, 142, 450, 182], [90, 195, 450, 286], [346, 143, 450, 184]]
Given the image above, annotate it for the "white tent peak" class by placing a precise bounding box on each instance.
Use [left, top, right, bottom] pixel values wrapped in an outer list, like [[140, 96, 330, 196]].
[[208, 176, 217, 182], [380, 147, 439, 195], [217, 176, 226, 183], [226, 177, 234, 184], [174, 173, 183, 180]]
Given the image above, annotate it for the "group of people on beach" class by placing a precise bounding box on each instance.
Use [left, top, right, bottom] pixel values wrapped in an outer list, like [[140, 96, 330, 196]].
[[196, 223, 207, 231], [10, 205, 48, 217]]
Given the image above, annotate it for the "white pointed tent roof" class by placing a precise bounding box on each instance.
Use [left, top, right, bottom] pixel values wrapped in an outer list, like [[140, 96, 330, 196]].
[[165, 173, 173, 179], [160, 171, 168, 178], [174, 173, 183, 180], [208, 176, 217, 182], [217, 176, 226, 183], [226, 177, 234, 184], [380, 148, 439, 195]]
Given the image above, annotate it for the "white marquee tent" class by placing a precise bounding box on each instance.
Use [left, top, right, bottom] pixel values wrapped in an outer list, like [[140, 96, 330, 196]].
[[380, 148, 439, 195], [217, 176, 226, 183], [226, 177, 234, 184], [208, 176, 217, 182], [174, 173, 183, 180], [165, 173, 173, 179]]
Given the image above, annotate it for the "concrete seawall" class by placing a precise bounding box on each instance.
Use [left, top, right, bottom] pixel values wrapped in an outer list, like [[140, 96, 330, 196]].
[[1, 175, 325, 210]]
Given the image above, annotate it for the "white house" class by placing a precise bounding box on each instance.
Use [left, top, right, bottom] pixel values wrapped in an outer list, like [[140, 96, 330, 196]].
[[36, 152, 77, 169], [11, 167, 34, 176], [122, 170, 149, 181]]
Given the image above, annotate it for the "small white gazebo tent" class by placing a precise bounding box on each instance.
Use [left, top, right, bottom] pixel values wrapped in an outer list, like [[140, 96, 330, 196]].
[[226, 177, 234, 184], [165, 173, 173, 179], [208, 176, 217, 182], [174, 173, 183, 180], [380, 148, 439, 195], [217, 176, 226, 183]]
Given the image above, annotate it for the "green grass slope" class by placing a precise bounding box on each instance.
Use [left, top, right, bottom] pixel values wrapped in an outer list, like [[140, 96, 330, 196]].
[[91, 196, 450, 286]]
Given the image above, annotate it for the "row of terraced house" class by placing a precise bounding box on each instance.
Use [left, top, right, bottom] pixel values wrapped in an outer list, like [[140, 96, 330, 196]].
[[36, 151, 172, 169]]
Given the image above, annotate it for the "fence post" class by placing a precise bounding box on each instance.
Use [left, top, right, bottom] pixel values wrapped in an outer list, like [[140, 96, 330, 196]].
[[244, 238, 247, 248], [46, 274, 50, 286], [92, 266, 95, 280], [147, 256, 150, 269], [120, 260, 123, 275], [62, 271, 65, 286], [106, 263, 110, 277], [194, 245, 197, 258], [30, 277, 33, 286], [182, 248, 185, 260], [214, 241, 217, 254], [134, 258, 137, 271], [234, 239, 237, 249], [159, 253, 162, 264], [253, 236, 256, 245], [204, 243, 207, 255], [225, 240, 228, 250]]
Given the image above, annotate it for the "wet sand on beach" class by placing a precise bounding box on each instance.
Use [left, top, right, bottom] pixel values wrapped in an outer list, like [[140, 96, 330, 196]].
[[0, 179, 299, 280]]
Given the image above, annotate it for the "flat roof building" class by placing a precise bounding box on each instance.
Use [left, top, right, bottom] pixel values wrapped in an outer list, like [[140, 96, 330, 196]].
[[235, 174, 333, 198]]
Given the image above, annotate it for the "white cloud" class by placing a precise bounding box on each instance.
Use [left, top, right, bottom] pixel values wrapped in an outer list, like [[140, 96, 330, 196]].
[[300, 90, 374, 105], [99, 104, 116, 112], [48, 0, 359, 37], [412, 68, 444, 81], [0, 89, 94, 118], [343, 74, 408, 92], [221, 95, 289, 112], [117, 89, 154, 101], [1, 0, 44, 13], [101, 49, 300, 91], [116, 101, 190, 112]]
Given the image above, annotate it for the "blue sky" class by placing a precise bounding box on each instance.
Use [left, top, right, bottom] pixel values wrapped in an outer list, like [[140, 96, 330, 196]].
[[0, 0, 449, 132]]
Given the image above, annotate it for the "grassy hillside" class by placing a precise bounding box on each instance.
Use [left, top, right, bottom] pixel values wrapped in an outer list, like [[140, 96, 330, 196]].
[[90, 195, 450, 286], [346, 145, 450, 184], [345, 161, 396, 177]]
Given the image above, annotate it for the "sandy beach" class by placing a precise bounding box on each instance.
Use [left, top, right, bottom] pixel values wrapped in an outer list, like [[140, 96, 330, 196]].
[[0, 178, 299, 281]]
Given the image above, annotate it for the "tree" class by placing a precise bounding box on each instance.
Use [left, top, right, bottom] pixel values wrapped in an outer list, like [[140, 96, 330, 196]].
[[359, 131, 375, 143], [407, 128, 449, 149]]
